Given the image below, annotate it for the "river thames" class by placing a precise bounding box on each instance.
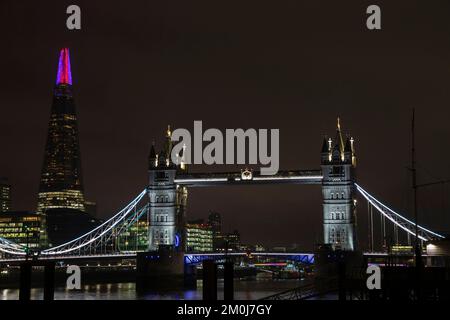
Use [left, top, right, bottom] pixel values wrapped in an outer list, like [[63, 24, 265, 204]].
[[1, 278, 306, 300]]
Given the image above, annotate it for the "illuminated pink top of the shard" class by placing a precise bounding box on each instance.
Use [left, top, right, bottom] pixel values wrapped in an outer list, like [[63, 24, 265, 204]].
[[56, 48, 72, 85]]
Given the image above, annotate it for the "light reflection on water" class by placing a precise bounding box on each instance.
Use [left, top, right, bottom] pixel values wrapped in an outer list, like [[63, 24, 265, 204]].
[[1, 279, 305, 300]]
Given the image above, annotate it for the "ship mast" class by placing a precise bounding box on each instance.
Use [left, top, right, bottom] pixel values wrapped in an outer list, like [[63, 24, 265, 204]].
[[411, 109, 422, 269]]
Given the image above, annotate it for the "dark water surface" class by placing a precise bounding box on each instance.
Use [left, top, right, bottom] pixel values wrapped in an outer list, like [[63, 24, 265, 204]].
[[1, 278, 307, 300]]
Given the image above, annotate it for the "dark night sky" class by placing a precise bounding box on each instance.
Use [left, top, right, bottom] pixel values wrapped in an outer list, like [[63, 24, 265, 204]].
[[1, 1, 449, 250]]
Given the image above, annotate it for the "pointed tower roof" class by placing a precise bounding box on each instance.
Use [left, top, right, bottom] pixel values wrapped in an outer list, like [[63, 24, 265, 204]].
[[321, 136, 329, 153], [331, 141, 341, 161], [160, 125, 172, 166], [149, 141, 156, 159], [336, 117, 345, 151], [344, 136, 352, 153], [56, 48, 72, 85], [164, 125, 173, 162], [333, 141, 341, 153]]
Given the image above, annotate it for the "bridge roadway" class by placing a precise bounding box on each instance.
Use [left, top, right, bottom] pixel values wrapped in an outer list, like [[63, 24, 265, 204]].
[[1, 251, 437, 270], [0, 252, 315, 265], [1, 251, 428, 264], [174, 170, 323, 186]]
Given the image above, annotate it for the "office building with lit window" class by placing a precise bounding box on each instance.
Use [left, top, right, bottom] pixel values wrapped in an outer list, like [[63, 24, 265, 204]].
[[225, 230, 241, 251], [185, 221, 213, 252], [0, 211, 42, 249], [0, 178, 12, 212], [208, 211, 222, 250], [214, 229, 241, 252], [117, 219, 149, 252]]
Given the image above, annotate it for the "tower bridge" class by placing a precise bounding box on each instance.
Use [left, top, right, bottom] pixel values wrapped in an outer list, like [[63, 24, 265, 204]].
[[0, 119, 445, 264], [0, 119, 446, 297], [1, 49, 448, 300], [145, 118, 358, 253], [1, 48, 443, 263], [0, 122, 445, 259]]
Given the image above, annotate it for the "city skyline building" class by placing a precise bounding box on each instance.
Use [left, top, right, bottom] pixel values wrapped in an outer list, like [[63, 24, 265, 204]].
[[117, 217, 149, 252], [37, 48, 86, 215], [185, 221, 213, 252], [0, 211, 41, 249], [207, 211, 222, 250], [224, 230, 241, 252], [214, 229, 242, 252], [0, 177, 11, 212]]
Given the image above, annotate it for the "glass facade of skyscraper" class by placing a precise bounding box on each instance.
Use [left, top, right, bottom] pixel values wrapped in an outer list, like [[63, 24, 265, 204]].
[[37, 48, 86, 215], [0, 211, 42, 249]]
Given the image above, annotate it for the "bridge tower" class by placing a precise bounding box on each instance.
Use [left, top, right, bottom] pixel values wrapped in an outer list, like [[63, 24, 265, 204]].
[[321, 118, 357, 251], [137, 126, 190, 291], [147, 126, 187, 252]]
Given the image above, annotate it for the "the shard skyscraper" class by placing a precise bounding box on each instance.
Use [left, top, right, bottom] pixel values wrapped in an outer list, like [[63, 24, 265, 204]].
[[37, 48, 86, 216]]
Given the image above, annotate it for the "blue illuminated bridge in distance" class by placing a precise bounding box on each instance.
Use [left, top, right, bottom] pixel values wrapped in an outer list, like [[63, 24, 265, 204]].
[[0, 252, 315, 266]]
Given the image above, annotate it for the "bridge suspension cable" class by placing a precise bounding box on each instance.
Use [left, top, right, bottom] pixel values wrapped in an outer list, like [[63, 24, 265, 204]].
[[355, 183, 445, 242], [0, 236, 28, 256], [40, 189, 148, 256]]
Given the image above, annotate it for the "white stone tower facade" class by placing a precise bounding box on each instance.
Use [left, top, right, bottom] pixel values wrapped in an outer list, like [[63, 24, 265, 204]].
[[147, 127, 187, 252], [321, 118, 357, 251]]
